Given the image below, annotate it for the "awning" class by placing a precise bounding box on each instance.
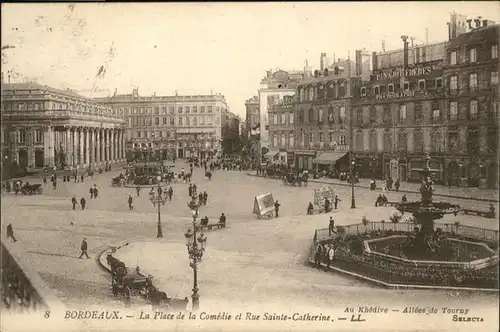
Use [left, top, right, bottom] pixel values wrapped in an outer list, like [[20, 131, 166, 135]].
[[264, 150, 279, 158], [313, 152, 348, 165]]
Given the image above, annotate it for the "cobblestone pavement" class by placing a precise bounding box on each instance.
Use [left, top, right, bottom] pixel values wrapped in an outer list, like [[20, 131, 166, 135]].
[[1, 162, 498, 331]]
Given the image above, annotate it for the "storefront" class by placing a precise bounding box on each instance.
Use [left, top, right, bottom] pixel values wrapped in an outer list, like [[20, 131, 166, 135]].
[[295, 150, 315, 171], [264, 149, 279, 163], [312, 152, 348, 173]]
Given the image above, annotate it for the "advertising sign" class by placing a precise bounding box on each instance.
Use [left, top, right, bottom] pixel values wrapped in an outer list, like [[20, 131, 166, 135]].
[[313, 185, 335, 208], [253, 193, 275, 218]]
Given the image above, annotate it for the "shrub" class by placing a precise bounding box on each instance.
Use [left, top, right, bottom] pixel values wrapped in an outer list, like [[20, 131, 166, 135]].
[[337, 226, 346, 234]]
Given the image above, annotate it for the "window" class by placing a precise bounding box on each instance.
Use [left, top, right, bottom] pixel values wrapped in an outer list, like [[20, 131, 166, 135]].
[[185, 107, 190, 114], [356, 109, 363, 124], [199, 115, 205, 125], [467, 127, 480, 154], [186, 117, 190, 126], [146, 107, 151, 114], [436, 78, 443, 89], [133, 108, 138, 114], [161, 107, 167, 114], [492, 45, 499, 59], [450, 76, 458, 91], [159, 131, 163, 138], [414, 104, 423, 122], [208, 106, 213, 113], [388, 84, 394, 93], [193, 117, 197, 126], [397, 131, 407, 150], [193, 106, 197, 113], [35, 129, 43, 144], [399, 104, 407, 122], [413, 130, 424, 152], [178, 117, 183, 126], [383, 107, 391, 123], [281, 113, 286, 125], [469, 100, 478, 120], [469, 73, 478, 91], [450, 51, 457, 65], [273, 135, 278, 148], [308, 87, 314, 100], [360, 87, 366, 97], [216, 107, 220, 113], [178, 107, 183, 114], [170, 117, 175, 126], [403, 82, 410, 91], [155, 117, 159, 125], [308, 109, 314, 123], [319, 132, 324, 143], [418, 80, 426, 90], [339, 106, 346, 122], [374, 86, 380, 95], [273, 114, 278, 125], [200, 106, 205, 113], [449, 101, 458, 120], [339, 135, 346, 145], [369, 131, 377, 151], [289, 133, 294, 148], [281, 134, 286, 147], [430, 129, 443, 153], [318, 109, 324, 123], [155, 107, 160, 114], [289, 113, 294, 125], [491, 71, 498, 86], [469, 48, 476, 63], [329, 132, 334, 143], [137, 131, 141, 138], [487, 127, 498, 153], [432, 109, 441, 122], [34, 103, 40, 111], [308, 132, 313, 144], [162, 117, 166, 125]]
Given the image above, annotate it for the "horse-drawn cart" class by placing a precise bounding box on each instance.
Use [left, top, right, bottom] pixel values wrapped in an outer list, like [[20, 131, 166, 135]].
[[111, 176, 126, 187], [282, 172, 308, 187], [21, 183, 43, 195]]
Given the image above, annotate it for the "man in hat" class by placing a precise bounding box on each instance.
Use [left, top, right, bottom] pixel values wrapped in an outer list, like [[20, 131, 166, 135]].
[[80, 197, 86, 211], [328, 217, 335, 236], [71, 196, 78, 210], [314, 242, 324, 269], [6, 223, 17, 242], [79, 237, 90, 259], [325, 244, 335, 271], [128, 195, 134, 210], [274, 200, 281, 218]]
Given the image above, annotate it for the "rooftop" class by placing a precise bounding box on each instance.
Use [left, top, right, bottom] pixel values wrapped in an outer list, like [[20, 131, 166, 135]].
[[1, 82, 88, 100]]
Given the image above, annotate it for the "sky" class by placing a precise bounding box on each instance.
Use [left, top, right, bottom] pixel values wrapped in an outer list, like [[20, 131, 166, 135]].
[[2, 2, 499, 117]]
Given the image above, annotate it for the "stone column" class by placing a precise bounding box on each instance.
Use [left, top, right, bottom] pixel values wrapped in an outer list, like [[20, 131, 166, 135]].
[[97, 129, 102, 165], [106, 129, 111, 162], [79, 128, 85, 166], [73, 128, 78, 167], [26, 127, 35, 168], [121, 129, 124, 161], [85, 128, 90, 166], [65, 127, 72, 167], [43, 126, 55, 168], [111, 129, 115, 162], [90, 128, 95, 165]]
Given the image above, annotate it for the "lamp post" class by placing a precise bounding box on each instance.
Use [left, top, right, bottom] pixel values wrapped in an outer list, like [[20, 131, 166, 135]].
[[350, 158, 356, 209], [148, 174, 166, 238], [185, 197, 206, 311]]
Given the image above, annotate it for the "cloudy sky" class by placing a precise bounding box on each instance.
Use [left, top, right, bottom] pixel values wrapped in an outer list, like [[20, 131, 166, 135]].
[[2, 2, 499, 117]]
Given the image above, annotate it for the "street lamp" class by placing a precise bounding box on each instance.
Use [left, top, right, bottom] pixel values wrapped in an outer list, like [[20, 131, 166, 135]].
[[350, 158, 356, 209], [185, 197, 207, 311], [149, 174, 166, 238]]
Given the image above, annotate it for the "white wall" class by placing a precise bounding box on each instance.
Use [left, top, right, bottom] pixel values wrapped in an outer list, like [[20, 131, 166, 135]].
[[258, 88, 295, 149]]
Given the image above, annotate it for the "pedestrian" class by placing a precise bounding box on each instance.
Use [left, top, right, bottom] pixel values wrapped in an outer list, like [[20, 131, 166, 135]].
[[334, 195, 341, 210], [203, 191, 208, 205], [401, 194, 407, 203], [314, 242, 324, 268], [43, 176, 47, 185], [93, 185, 99, 198], [136, 186, 140, 197], [79, 238, 90, 259], [128, 195, 133, 210], [80, 174, 84, 183], [325, 244, 335, 271], [6, 223, 17, 242], [168, 187, 173, 201], [274, 200, 281, 218], [52, 180, 57, 190], [328, 217, 336, 236], [324, 198, 330, 213], [307, 202, 314, 215], [189, 184, 193, 197], [89, 187, 94, 199], [219, 213, 226, 227], [71, 196, 78, 210], [198, 192, 203, 205], [394, 178, 400, 192], [80, 197, 86, 210]]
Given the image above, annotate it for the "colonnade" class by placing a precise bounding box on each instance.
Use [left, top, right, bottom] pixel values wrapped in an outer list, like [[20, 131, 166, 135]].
[[43, 126, 126, 169]]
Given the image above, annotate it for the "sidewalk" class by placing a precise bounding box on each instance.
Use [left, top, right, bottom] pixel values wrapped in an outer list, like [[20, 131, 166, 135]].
[[247, 172, 499, 203]]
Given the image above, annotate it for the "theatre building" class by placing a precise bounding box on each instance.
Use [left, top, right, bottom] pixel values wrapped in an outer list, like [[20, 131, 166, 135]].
[[1, 82, 126, 174], [442, 16, 499, 188], [353, 40, 448, 183]]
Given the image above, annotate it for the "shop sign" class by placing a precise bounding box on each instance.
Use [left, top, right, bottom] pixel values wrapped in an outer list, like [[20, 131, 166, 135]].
[[375, 90, 415, 100], [375, 66, 433, 81]]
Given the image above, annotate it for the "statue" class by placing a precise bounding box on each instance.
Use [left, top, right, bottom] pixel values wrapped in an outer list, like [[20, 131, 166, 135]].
[[420, 176, 434, 205]]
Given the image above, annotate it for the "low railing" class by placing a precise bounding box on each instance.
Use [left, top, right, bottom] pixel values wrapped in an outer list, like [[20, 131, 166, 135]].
[[1, 240, 65, 312], [314, 222, 499, 243]]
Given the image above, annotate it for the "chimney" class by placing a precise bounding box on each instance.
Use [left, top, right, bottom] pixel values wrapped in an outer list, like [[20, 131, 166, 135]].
[[372, 52, 378, 71], [401, 35, 409, 69], [355, 50, 362, 76], [483, 20, 488, 27], [113, 88, 117, 96]]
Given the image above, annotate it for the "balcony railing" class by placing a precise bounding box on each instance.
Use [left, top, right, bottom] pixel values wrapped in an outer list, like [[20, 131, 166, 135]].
[[1, 240, 65, 313]]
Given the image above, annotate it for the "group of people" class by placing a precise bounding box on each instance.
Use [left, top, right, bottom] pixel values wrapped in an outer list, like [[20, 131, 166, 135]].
[[306, 195, 341, 215]]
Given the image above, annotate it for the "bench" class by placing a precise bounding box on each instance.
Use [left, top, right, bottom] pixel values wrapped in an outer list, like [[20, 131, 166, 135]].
[[381, 201, 398, 207], [196, 222, 226, 231], [462, 209, 495, 219]]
